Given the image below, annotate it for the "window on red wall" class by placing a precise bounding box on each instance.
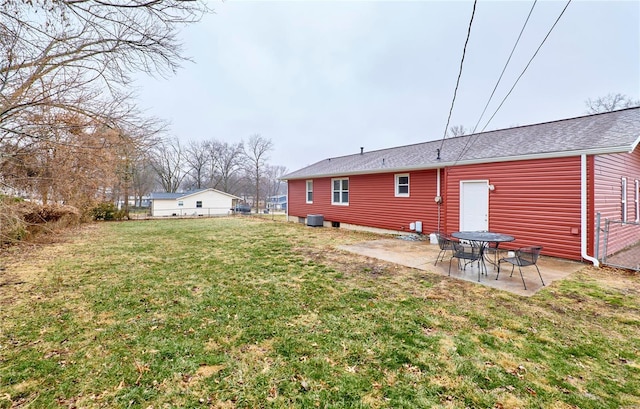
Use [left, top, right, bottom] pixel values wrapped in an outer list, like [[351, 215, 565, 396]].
[[621, 177, 627, 222], [332, 178, 349, 205], [306, 180, 313, 204], [395, 173, 410, 197], [635, 179, 640, 223]]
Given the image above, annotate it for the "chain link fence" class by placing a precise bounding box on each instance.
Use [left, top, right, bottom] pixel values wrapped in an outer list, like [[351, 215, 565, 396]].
[[598, 217, 640, 271], [127, 207, 288, 222]]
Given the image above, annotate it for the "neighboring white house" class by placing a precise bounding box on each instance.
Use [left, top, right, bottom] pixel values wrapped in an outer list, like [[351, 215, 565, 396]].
[[149, 188, 241, 217]]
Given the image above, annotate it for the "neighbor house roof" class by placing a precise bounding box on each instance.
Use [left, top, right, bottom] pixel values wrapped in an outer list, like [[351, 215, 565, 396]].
[[282, 107, 640, 180], [149, 188, 241, 200]]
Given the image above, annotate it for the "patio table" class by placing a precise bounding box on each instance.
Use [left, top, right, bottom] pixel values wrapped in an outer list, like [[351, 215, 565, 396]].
[[451, 231, 515, 275]]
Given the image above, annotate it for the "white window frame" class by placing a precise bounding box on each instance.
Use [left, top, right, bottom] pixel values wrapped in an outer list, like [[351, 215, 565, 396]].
[[331, 177, 349, 206], [196, 200, 203, 208], [635, 179, 639, 223], [306, 180, 313, 204], [621, 177, 627, 222], [395, 173, 410, 197], [178, 200, 184, 207]]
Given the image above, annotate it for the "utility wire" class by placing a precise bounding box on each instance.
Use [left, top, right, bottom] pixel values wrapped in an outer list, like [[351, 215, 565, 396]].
[[479, 0, 572, 133], [470, 0, 538, 134], [438, 0, 478, 153], [454, 0, 571, 164], [454, 0, 538, 164]]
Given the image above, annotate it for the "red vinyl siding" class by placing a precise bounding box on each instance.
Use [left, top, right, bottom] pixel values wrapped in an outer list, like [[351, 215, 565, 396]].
[[288, 170, 440, 233], [594, 149, 640, 255], [288, 149, 640, 262], [444, 157, 583, 260]]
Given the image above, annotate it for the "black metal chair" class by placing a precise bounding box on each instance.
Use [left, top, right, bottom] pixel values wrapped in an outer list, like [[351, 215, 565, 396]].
[[434, 232, 456, 266], [449, 242, 484, 282], [497, 246, 544, 290], [483, 241, 501, 268]]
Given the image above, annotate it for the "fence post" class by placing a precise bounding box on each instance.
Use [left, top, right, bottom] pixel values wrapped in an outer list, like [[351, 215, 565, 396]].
[[595, 212, 601, 261], [602, 218, 610, 263]]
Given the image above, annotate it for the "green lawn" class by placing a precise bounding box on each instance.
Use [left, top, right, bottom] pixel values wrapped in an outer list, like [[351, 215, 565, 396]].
[[1, 218, 638, 408]]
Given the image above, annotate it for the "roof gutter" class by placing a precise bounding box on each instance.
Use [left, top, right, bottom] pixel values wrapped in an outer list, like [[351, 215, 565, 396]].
[[630, 135, 640, 153], [581, 154, 599, 267]]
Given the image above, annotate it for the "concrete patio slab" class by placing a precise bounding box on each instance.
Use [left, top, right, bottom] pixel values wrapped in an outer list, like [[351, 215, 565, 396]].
[[338, 238, 586, 297]]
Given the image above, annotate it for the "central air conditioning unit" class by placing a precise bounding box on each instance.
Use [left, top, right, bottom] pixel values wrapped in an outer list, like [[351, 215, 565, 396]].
[[306, 214, 324, 227]]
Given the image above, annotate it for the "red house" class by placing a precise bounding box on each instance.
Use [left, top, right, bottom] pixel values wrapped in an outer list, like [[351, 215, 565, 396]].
[[282, 107, 640, 264]]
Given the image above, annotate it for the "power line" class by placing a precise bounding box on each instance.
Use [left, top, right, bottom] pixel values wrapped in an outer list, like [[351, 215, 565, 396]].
[[438, 0, 478, 153], [470, 0, 538, 134], [455, 0, 571, 164], [454, 0, 538, 164], [479, 0, 572, 133]]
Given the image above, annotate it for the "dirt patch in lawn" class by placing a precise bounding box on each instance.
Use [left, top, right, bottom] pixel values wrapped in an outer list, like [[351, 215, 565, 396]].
[[0, 223, 103, 305], [295, 245, 450, 298], [592, 266, 640, 290], [295, 239, 639, 308]]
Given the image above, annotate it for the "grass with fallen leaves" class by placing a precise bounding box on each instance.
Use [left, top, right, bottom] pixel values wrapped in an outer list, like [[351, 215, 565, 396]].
[[0, 217, 638, 408]]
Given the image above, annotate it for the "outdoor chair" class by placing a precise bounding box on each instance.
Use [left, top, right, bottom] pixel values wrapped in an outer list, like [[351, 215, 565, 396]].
[[483, 241, 501, 268], [497, 246, 544, 290], [449, 242, 484, 282], [434, 232, 457, 266]]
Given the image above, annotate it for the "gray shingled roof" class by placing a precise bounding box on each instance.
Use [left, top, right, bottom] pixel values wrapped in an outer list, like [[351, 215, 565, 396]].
[[282, 107, 640, 180]]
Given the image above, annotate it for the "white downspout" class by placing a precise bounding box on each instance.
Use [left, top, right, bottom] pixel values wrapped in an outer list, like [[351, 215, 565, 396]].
[[581, 154, 600, 267], [436, 168, 442, 232]]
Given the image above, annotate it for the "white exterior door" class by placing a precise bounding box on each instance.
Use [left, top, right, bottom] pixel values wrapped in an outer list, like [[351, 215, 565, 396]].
[[460, 180, 489, 231]]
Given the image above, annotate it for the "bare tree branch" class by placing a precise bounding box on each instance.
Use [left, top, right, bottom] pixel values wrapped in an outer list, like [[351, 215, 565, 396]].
[[183, 140, 211, 189], [0, 0, 208, 206], [150, 138, 186, 193], [209, 140, 244, 194], [448, 125, 467, 137], [585, 93, 640, 114]]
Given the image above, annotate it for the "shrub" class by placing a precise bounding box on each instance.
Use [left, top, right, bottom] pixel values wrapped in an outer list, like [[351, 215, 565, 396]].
[[91, 202, 117, 220], [114, 209, 128, 220], [0, 199, 80, 245], [90, 202, 128, 221], [19, 203, 80, 224]]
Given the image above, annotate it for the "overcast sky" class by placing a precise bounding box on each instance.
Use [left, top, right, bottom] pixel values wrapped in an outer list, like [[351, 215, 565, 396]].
[[134, 0, 640, 172]]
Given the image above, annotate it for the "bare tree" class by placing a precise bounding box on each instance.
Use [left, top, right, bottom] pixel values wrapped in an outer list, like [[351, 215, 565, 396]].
[[236, 171, 256, 206], [243, 134, 273, 213], [131, 158, 157, 209], [0, 113, 124, 207], [0, 0, 209, 206], [0, 106, 163, 209], [1, 1, 209, 140], [448, 125, 468, 137], [209, 140, 245, 194], [264, 165, 288, 208], [184, 140, 212, 189], [151, 138, 186, 193], [112, 123, 162, 216], [585, 93, 640, 114], [113, 136, 136, 218]]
